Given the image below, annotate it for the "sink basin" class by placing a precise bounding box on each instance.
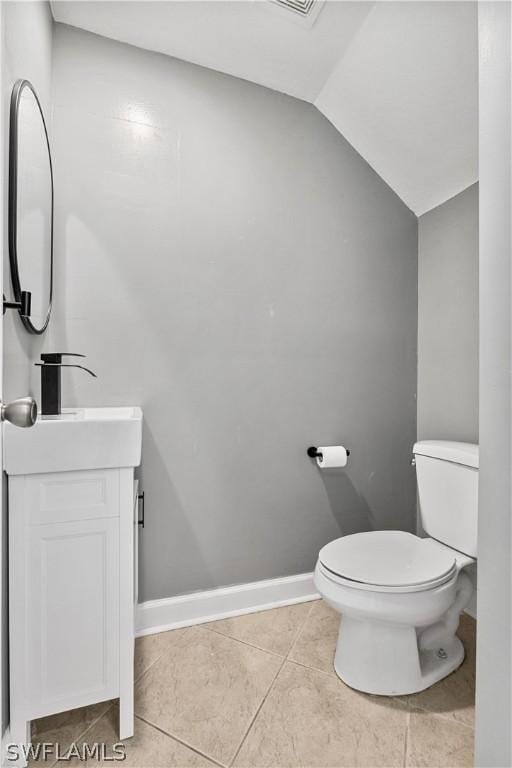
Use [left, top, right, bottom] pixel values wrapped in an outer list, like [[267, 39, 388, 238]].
[[3, 406, 143, 475]]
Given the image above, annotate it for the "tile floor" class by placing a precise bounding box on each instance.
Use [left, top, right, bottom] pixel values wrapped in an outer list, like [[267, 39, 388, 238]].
[[31, 600, 475, 767]]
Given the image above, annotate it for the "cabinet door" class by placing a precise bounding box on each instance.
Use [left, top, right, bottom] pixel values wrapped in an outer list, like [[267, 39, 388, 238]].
[[27, 516, 120, 717]]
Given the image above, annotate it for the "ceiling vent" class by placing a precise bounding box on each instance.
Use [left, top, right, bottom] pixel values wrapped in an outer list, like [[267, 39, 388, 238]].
[[268, 0, 325, 27], [274, 0, 315, 16]]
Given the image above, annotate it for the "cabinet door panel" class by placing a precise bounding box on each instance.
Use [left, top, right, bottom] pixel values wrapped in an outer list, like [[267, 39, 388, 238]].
[[27, 517, 119, 717], [27, 470, 119, 526]]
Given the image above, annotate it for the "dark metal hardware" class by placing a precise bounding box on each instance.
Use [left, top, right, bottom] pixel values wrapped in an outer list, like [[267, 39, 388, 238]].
[[3, 290, 31, 317], [307, 445, 351, 461], [35, 353, 96, 415], [137, 492, 145, 528], [41, 352, 86, 363], [35, 363, 97, 376]]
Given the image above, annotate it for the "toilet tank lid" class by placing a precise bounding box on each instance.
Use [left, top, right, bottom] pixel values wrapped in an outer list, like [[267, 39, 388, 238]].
[[413, 440, 479, 468]]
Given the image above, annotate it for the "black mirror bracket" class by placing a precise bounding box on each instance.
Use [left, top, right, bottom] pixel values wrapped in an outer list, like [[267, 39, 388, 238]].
[[3, 290, 31, 317]]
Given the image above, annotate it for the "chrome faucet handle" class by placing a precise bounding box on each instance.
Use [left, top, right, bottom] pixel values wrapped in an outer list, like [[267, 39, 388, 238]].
[[0, 396, 37, 427]]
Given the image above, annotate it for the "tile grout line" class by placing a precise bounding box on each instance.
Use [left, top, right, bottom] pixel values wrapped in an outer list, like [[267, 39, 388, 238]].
[[139, 611, 475, 759], [134, 654, 168, 685], [402, 711, 410, 768], [285, 600, 316, 663], [134, 626, 192, 685], [282, 655, 339, 680], [45, 701, 117, 767], [281, 657, 476, 731], [134, 714, 226, 768], [407, 710, 476, 731], [228, 658, 287, 767], [50, 601, 474, 768], [200, 624, 287, 660], [161, 613, 472, 767], [134, 611, 314, 768], [229, 601, 314, 766], [200, 601, 317, 662]]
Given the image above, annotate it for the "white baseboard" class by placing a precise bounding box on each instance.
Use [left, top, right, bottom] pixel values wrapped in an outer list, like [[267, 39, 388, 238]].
[[136, 572, 319, 637]]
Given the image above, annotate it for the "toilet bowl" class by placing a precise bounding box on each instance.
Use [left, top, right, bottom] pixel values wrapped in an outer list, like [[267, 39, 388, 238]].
[[314, 440, 478, 696]]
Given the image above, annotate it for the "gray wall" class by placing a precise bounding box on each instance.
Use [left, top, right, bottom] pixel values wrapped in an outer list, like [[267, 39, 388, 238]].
[[1, 1, 53, 733], [417, 183, 479, 443], [51, 24, 418, 602]]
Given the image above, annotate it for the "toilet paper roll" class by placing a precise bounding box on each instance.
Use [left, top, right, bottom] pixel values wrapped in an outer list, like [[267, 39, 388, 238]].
[[316, 446, 348, 469]]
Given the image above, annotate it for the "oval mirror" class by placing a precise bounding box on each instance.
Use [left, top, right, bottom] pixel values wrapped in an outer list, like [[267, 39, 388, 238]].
[[9, 79, 53, 334]]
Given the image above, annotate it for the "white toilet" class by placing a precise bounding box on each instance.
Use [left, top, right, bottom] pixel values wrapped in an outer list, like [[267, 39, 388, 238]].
[[314, 440, 478, 696]]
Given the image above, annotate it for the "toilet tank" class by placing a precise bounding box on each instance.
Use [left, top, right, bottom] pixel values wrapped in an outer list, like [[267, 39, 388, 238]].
[[413, 440, 479, 557]]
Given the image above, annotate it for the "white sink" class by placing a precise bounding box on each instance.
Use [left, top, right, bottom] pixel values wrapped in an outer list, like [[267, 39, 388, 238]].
[[3, 406, 143, 475]]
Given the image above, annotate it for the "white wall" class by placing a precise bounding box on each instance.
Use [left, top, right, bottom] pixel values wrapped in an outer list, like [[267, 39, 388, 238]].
[[475, 3, 512, 765], [51, 24, 418, 603]]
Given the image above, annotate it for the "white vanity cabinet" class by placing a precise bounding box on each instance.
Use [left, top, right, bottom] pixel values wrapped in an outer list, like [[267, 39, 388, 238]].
[[4, 407, 142, 753]]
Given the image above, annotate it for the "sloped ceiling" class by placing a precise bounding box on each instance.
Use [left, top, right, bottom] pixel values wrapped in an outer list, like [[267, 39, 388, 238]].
[[51, 0, 478, 215], [50, 0, 372, 102], [315, 2, 478, 215]]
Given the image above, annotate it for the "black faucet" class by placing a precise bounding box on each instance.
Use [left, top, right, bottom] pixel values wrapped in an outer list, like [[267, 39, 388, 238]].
[[35, 353, 97, 415]]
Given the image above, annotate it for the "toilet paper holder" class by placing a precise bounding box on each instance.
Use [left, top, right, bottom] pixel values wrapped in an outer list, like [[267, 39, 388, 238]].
[[307, 446, 350, 460]]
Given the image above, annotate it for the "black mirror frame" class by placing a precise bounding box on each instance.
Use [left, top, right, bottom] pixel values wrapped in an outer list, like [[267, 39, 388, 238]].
[[8, 79, 54, 335]]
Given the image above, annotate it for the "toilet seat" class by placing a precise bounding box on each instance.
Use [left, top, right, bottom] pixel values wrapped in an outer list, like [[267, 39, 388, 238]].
[[318, 531, 458, 593]]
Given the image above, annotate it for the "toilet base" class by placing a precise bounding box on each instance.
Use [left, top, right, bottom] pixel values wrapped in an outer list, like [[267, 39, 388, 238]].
[[334, 615, 465, 696]]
